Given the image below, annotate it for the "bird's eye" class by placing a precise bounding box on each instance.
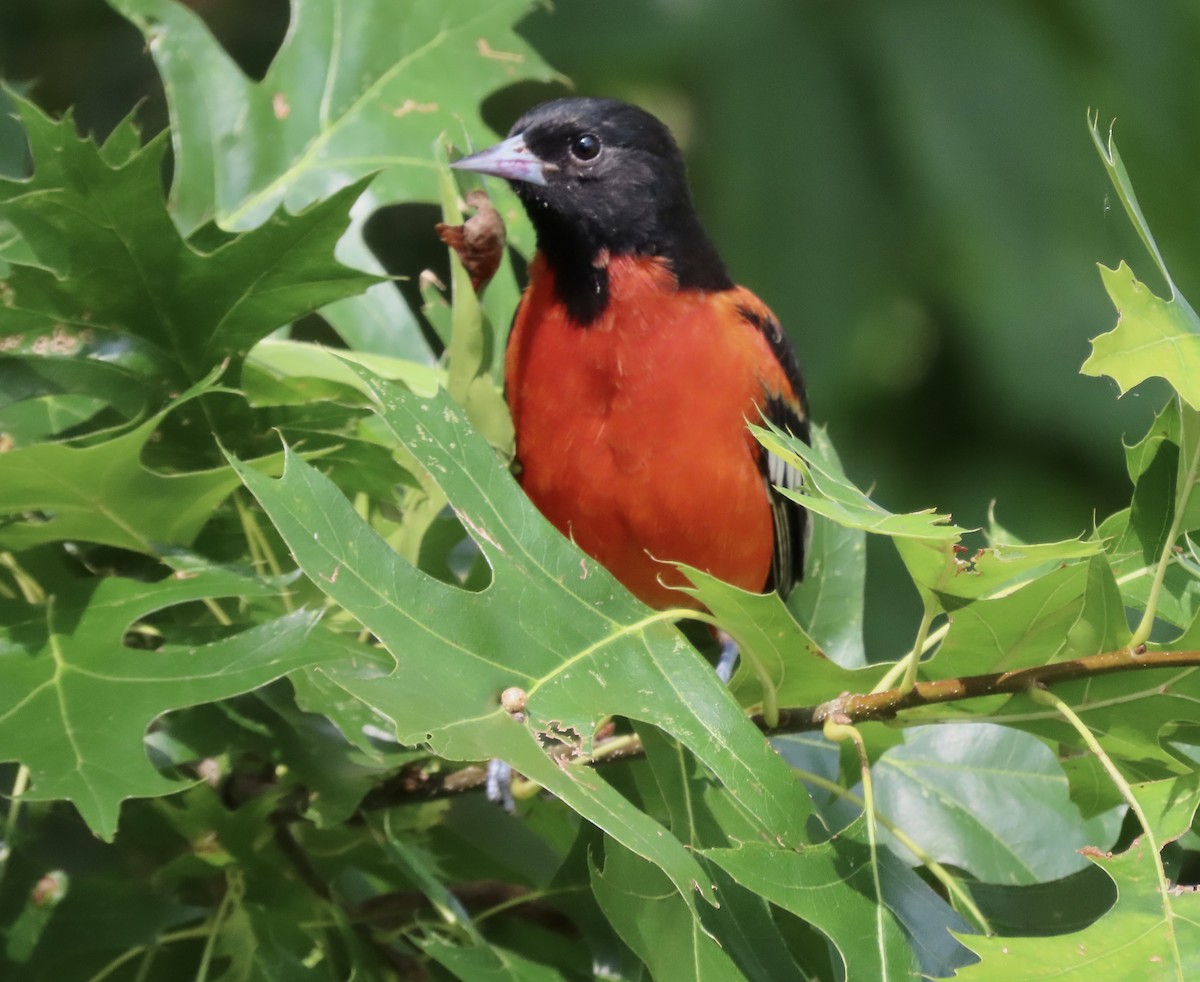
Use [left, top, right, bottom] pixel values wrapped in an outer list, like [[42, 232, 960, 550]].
[[569, 133, 602, 161]]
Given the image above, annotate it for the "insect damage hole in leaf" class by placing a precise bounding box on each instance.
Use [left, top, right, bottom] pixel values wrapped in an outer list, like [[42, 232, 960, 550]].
[[231, 370, 827, 913]]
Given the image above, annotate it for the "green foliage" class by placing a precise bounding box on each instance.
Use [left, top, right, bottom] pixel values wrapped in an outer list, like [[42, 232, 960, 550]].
[[1, 2, 1200, 979], [1083, 120, 1200, 411], [0, 573, 325, 838]]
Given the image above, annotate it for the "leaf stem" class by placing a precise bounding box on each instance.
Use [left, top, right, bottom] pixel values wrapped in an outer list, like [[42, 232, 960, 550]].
[[88, 927, 213, 982], [0, 552, 44, 604], [794, 766, 992, 935], [823, 715, 889, 974], [130, 944, 159, 982], [590, 732, 643, 761], [201, 597, 233, 628], [1027, 684, 1182, 976], [1129, 399, 1200, 648], [236, 491, 280, 578], [195, 870, 240, 982], [234, 490, 294, 612], [872, 600, 937, 695], [472, 884, 575, 925], [0, 765, 30, 895]]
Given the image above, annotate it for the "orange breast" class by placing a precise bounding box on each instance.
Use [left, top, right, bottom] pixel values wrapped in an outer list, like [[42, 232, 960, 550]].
[[505, 254, 792, 609]]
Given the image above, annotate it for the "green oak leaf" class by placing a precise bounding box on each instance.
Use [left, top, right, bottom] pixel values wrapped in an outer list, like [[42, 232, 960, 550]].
[[963, 867, 1118, 940], [1061, 552, 1132, 658], [872, 724, 1123, 886], [590, 843, 745, 981], [914, 541, 1124, 697], [0, 380, 256, 554], [933, 565, 1091, 677], [109, 0, 559, 357], [0, 392, 109, 447], [707, 835, 924, 981], [0, 92, 378, 389], [631, 728, 818, 977], [1083, 118, 1200, 409], [109, 0, 556, 231], [913, 665, 1200, 780], [0, 346, 165, 435], [756, 421, 966, 546], [243, 338, 442, 408], [634, 726, 972, 978], [0, 87, 25, 182], [0, 571, 329, 839], [957, 828, 1200, 979], [1083, 262, 1200, 409], [754, 419, 967, 598], [676, 567, 873, 720], [1131, 774, 1200, 844], [788, 511, 867, 667], [232, 371, 818, 912], [961, 530, 1103, 603], [1104, 401, 1200, 637]]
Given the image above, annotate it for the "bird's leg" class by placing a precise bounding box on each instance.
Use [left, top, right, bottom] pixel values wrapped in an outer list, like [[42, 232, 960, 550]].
[[485, 759, 515, 813], [715, 629, 740, 683]]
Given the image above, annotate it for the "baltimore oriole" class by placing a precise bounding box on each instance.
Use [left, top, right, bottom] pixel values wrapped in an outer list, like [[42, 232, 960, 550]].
[[453, 97, 809, 614]]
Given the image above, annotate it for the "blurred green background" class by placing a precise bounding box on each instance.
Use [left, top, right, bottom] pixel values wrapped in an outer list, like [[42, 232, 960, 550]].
[[3, 0, 1197, 656]]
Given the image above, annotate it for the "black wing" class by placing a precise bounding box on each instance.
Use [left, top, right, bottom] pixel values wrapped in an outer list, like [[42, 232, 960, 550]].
[[762, 395, 810, 597], [737, 304, 810, 599]]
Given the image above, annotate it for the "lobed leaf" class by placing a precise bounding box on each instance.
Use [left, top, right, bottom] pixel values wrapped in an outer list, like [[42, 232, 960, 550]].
[[109, 0, 559, 357], [708, 836, 924, 981], [958, 829, 1200, 980], [0, 92, 378, 391], [677, 566, 873, 714], [0, 380, 248, 553], [233, 370, 819, 911], [1083, 262, 1200, 410], [1083, 118, 1200, 409], [0, 571, 330, 838]]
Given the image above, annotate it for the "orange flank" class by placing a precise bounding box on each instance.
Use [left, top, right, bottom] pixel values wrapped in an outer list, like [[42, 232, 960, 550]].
[[506, 253, 802, 609]]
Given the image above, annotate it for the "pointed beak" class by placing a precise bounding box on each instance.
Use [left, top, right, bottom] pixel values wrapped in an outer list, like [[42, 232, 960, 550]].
[[451, 133, 548, 187]]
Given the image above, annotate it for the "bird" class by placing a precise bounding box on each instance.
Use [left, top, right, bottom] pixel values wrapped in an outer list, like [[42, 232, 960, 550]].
[[452, 96, 809, 624]]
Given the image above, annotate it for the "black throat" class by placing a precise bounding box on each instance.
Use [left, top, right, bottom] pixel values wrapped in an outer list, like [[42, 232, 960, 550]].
[[525, 197, 735, 327]]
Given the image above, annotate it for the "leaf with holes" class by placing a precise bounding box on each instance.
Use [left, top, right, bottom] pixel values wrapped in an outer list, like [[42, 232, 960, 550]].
[[232, 369, 818, 912]]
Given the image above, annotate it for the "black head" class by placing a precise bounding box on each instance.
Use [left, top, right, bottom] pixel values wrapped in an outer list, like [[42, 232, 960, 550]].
[[453, 97, 732, 322]]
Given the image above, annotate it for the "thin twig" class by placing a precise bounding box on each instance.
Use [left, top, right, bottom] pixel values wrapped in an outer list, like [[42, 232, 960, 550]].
[[796, 646, 1200, 730], [354, 646, 1200, 809], [823, 714, 890, 974]]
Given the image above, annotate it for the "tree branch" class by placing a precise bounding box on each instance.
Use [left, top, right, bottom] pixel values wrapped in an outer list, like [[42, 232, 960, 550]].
[[356, 647, 1200, 811], [770, 646, 1200, 732]]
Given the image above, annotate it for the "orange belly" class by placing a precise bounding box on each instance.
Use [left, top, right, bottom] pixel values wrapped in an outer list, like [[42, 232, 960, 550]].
[[505, 255, 784, 609]]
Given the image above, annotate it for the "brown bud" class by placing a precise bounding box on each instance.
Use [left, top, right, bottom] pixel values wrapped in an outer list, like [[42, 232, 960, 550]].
[[435, 190, 506, 294]]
